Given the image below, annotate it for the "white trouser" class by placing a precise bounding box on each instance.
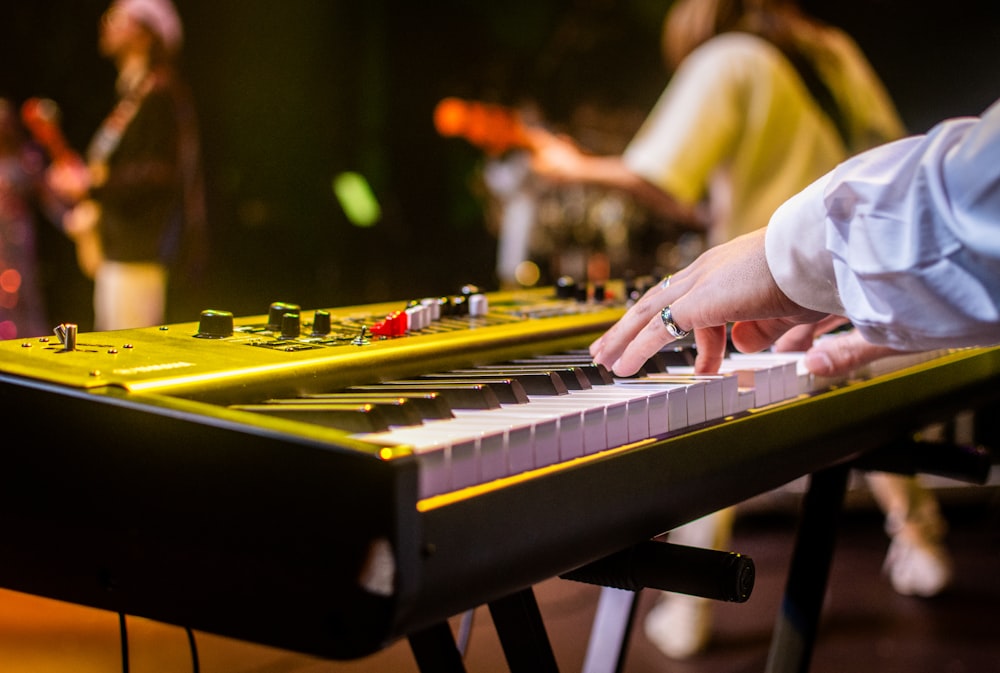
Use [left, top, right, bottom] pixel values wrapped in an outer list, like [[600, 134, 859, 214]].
[[94, 261, 167, 331]]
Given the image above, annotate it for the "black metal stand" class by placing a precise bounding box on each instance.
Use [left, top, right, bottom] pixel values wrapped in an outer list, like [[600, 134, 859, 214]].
[[408, 438, 991, 673], [408, 587, 560, 673], [409, 621, 469, 673], [763, 439, 992, 673], [488, 587, 562, 673], [764, 464, 849, 673]]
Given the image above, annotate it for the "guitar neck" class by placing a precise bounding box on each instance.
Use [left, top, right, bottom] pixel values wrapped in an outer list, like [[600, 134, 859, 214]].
[[434, 97, 531, 155], [20, 97, 81, 167]]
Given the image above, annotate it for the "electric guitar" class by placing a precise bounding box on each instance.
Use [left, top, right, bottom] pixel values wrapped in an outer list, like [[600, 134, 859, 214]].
[[21, 97, 103, 279], [433, 97, 533, 155]]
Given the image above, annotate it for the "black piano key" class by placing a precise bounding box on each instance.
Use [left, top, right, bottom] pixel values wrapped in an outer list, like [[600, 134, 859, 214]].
[[346, 383, 503, 410], [260, 396, 427, 426], [655, 345, 698, 367], [460, 364, 592, 390], [400, 377, 530, 404], [228, 403, 392, 433], [417, 370, 568, 396], [552, 347, 696, 372], [507, 358, 615, 385], [298, 392, 455, 420]]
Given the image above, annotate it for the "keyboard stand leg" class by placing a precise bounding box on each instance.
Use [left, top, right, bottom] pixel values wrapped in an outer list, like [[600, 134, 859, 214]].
[[488, 587, 561, 673], [408, 622, 469, 673], [580, 586, 638, 673], [764, 463, 849, 673]]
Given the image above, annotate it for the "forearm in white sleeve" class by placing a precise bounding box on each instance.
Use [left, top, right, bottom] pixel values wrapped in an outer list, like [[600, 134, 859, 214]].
[[765, 174, 844, 315], [766, 98, 1000, 351]]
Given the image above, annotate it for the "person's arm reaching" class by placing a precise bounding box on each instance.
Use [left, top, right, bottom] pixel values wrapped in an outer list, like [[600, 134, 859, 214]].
[[590, 98, 1000, 377], [768, 98, 1000, 351], [523, 126, 706, 227]]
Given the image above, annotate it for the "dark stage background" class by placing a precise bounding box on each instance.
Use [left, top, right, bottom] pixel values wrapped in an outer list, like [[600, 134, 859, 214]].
[[2, 0, 998, 330]]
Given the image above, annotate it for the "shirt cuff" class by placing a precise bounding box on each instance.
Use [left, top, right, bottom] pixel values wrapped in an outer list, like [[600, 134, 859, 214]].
[[764, 174, 845, 316]]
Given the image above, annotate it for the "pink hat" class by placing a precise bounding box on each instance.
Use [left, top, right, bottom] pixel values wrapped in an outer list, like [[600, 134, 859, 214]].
[[111, 0, 184, 54]]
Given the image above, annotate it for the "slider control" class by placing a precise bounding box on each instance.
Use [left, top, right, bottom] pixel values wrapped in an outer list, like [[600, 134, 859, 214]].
[[53, 323, 77, 351]]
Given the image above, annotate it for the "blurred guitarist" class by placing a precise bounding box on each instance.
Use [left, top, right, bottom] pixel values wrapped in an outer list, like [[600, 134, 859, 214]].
[[45, 0, 205, 330]]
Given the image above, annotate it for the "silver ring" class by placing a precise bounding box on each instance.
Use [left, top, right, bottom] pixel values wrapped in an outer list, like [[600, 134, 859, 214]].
[[660, 306, 689, 339], [660, 275, 671, 290]]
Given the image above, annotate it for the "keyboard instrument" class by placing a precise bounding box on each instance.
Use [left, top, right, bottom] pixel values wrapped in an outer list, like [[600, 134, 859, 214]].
[[0, 284, 998, 661]]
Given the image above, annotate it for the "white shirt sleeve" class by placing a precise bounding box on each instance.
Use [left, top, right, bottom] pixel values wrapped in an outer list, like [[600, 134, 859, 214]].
[[766, 98, 1000, 351]]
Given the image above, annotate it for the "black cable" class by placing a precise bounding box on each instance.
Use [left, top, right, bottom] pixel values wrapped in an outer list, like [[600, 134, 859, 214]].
[[118, 613, 129, 673], [185, 626, 200, 673]]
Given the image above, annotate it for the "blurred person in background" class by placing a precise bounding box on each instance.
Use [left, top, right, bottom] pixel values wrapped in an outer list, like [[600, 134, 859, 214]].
[[523, 0, 952, 659], [0, 98, 68, 340], [46, 0, 205, 331]]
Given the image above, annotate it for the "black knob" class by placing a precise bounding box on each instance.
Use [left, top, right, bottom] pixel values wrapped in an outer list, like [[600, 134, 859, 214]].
[[197, 310, 234, 338], [280, 312, 300, 339], [450, 294, 468, 316], [267, 302, 300, 330], [556, 275, 576, 299], [311, 310, 331, 336], [437, 296, 455, 316], [623, 270, 637, 300]]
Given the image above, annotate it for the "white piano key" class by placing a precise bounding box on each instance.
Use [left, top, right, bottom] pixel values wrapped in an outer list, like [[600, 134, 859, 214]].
[[609, 380, 689, 431], [525, 393, 627, 454], [565, 390, 650, 444], [661, 369, 740, 419], [639, 375, 707, 424], [361, 421, 507, 496], [359, 426, 453, 498], [739, 357, 796, 401], [463, 407, 562, 469], [728, 352, 810, 397], [555, 408, 585, 460], [717, 362, 773, 407], [507, 423, 534, 474], [449, 438, 479, 491], [643, 388, 670, 436], [450, 407, 572, 473], [432, 415, 529, 475], [506, 399, 585, 461], [478, 429, 507, 482], [602, 398, 629, 451], [356, 351, 807, 498], [736, 388, 755, 412], [582, 405, 610, 454]]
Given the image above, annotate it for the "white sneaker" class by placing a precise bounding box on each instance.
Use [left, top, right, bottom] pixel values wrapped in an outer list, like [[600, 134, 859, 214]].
[[643, 593, 712, 659], [883, 527, 953, 597]]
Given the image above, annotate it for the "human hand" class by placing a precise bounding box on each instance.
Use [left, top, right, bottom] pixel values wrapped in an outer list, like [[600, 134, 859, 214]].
[[773, 317, 921, 377], [589, 228, 828, 376], [797, 329, 914, 378], [522, 127, 587, 183], [63, 199, 100, 236], [772, 317, 850, 352], [62, 199, 103, 279], [46, 157, 91, 202]]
